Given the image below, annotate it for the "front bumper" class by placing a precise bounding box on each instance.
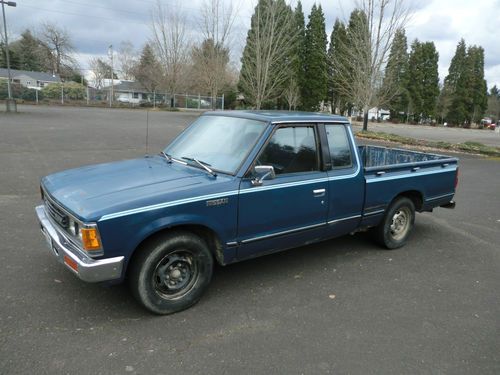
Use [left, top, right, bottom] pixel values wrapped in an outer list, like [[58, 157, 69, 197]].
[[35, 205, 124, 282]]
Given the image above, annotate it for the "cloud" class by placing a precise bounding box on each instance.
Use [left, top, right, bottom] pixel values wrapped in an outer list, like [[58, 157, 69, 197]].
[[411, 14, 456, 41], [4, 0, 500, 88]]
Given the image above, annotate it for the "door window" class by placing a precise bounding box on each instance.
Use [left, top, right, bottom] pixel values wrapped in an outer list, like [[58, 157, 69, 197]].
[[257, 126, 319, 174], [325, 125, 352, 168]]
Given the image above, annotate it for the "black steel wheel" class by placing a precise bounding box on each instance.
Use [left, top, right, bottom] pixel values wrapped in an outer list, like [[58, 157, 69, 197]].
[[129, 231, 213, 315], [374, 197, 415, 249]]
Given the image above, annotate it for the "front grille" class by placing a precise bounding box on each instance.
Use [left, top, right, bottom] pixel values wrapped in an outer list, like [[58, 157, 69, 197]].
[[44, 196, 69, 228]]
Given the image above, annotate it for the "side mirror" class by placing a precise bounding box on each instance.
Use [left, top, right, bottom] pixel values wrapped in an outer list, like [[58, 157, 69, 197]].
[[252, 165, 275, 186]]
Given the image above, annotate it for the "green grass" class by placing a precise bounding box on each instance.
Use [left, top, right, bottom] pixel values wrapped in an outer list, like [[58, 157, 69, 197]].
[[356, 131, 500, 157]]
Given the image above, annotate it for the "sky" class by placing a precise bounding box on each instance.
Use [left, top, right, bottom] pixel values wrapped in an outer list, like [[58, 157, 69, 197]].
[[2, 0, 500, 89]]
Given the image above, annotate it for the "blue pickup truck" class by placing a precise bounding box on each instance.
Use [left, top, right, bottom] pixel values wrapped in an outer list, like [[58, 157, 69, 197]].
[[36, 111, 458, 314]]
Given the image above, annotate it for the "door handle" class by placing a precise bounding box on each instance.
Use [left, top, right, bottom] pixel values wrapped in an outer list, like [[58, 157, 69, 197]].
[[313, 188, 326, 197]]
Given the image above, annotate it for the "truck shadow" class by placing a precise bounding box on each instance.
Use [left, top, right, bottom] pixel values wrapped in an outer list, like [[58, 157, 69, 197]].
[[48, 228, 425, 321], [211, 232, 378, 285]]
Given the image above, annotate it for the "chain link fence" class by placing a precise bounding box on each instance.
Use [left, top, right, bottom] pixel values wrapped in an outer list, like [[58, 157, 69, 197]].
[[0, 80, 224, 110]]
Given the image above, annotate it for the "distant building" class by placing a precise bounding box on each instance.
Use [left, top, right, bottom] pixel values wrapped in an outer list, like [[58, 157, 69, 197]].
[[351, 107, 390, 121], [368, 107, 390, 121], [0, 68, 61, 88], [112, 81, 150, 104]]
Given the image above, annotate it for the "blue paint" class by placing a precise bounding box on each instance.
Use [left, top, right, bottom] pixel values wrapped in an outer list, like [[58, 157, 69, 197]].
[[38, 111, 459, 283]]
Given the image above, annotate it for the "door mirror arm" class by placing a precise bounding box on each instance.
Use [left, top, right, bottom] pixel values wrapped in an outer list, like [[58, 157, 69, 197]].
[[251, 165, 275, 186]]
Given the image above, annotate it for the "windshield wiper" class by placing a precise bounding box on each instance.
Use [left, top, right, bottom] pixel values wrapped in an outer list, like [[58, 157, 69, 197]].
[[159, 151, 173, 163], [181, 156, 217, 177]]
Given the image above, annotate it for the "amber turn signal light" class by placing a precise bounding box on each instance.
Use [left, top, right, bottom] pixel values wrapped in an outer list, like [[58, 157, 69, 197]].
[[81, 228, 102, 251], [64, 255, 78, 272]]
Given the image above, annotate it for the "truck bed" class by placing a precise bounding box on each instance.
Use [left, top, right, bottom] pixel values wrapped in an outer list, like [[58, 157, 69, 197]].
[[358, 145, 458, 226], [359, 145, 451, 168]]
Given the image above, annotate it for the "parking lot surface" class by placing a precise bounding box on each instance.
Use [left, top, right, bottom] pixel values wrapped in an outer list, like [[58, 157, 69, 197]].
[[351, 121, 500, 148], [1, 106, 499, 374]]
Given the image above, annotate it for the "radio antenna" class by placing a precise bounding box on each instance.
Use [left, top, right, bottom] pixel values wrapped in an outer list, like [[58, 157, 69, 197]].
[[145, 110, 149, 157]]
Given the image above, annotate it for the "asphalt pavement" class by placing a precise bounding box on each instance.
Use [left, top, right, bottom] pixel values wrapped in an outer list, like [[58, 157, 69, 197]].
[[351, 121, 500, 148], [1, 105, 499, 374]]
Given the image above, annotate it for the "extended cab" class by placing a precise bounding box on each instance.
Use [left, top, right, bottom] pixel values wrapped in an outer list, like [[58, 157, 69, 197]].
[[36, 111, 459, 314]]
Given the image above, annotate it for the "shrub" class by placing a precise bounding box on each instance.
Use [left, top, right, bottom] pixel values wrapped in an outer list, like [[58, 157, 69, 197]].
[[42, 82, 86, 100]]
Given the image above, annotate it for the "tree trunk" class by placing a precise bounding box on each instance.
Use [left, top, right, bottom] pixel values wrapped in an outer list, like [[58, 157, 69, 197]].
[[363, 111, 369, 131]]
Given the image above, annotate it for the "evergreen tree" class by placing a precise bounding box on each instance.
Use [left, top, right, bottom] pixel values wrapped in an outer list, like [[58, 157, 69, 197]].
[[467, 46, 488, 123], [15, 30, 46, 72], [288, 0, 306, 108], [327, 19, 348, 114], [301, 4, 328, 111], [443, 40, 489, 125], [67, 71, 88, 86], [444, 39, 467, 92], [0, 41, 20, 70], [490, 85, 499, 98], [382, 28, 409, 121], [133, 44, 162, 93], [487, 85, 500, 122], [239, 0, 296, 109], [406, 40, 439, 122], [443, 39, 468, 125]]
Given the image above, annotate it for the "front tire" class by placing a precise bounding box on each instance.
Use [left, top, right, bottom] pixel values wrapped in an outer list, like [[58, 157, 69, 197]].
[[374, 197, 415, 249], [128, 231, 213, 315]]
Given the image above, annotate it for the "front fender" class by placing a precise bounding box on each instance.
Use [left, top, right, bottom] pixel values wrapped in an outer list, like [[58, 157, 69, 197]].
[[130, 213, 229, 253]]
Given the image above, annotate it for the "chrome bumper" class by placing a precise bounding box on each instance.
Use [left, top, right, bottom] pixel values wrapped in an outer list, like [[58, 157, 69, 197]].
[[35, 205, 124, 283]]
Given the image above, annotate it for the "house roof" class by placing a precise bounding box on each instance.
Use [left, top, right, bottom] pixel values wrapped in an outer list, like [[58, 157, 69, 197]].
[[112, 80, 149, 93], [0, 68, 60, 82]]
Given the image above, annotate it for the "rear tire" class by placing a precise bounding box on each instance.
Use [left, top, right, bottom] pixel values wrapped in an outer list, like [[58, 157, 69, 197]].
[[374, 197, 415, 249], [128, 231, 213, 315]]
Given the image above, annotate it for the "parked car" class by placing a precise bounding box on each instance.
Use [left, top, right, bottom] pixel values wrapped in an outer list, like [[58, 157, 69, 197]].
[[36, 111, 459, 314], [486, 121, 498, 130], [480, 118, 495, 130]]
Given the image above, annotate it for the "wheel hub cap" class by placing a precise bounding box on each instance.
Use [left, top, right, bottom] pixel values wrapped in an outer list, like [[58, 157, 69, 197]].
[[390, 208, 411, 241], [153, 252, 197, 298]]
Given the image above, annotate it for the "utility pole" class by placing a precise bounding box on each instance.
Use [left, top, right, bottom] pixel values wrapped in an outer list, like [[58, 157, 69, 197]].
[[61, 79, 64, 104], [1, 1, 16, 112], [108, 44, 114, 107]]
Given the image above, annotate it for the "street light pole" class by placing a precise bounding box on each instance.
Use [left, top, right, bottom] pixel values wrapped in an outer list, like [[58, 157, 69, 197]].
[[108, 44, 114, 107], [1, 1, 16, 112]]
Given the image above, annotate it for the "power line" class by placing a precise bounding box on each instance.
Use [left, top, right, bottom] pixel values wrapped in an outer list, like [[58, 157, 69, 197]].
[[21, 0, 248, 25], [21, 4, 150, 25], [61, 0, 150, 18]]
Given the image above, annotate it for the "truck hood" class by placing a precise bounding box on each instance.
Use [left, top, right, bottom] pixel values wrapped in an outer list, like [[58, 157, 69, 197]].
[[42, 156, 230, 221]]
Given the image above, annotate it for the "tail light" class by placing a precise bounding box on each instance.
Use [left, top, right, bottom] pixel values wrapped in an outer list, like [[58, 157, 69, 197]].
[[455, 167, 459, 189]]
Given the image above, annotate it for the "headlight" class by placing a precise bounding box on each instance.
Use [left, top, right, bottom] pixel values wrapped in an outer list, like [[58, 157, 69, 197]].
[[68, 218, 79, 236], [69, 217, 103, 256]]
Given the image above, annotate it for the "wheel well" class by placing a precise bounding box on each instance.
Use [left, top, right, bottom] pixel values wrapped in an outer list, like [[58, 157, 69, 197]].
[[395, 190, 423, 211], [129, 225, 225, 271]]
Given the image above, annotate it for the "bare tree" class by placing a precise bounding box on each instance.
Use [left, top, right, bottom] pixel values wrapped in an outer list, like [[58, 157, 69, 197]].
[[39, 22, 76, 76], [239, 0, 297, 109], [150, 0, 189, 95], [89, 57, 114, 89], [333, 0, 412, 130], [117, 41, 137, 80], [283, 78, 300, 110], [192, 0, 236, 108]]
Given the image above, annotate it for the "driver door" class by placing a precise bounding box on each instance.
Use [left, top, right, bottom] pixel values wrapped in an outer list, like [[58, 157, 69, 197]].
[[236, 124, 328, 260]]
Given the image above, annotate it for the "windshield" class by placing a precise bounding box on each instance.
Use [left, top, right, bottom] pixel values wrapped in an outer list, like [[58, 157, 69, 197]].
[[165, 115, 267, 174]]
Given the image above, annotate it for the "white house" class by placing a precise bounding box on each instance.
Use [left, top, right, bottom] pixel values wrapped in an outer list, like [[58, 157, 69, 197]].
[[112, 81, 150, 104], [368, 107, 390, 121], [0, 68, 61, 88]]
